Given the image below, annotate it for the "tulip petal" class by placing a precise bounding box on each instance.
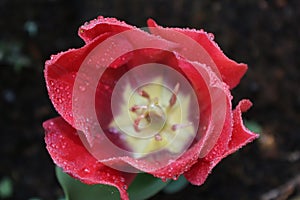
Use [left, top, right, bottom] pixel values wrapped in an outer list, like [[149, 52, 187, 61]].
[[44, 117, 135, 200], [44, 17, 258, 192], [226, 99, 259, 155], [78, 16, 134, 44], [184, 100, 258, 185], [45, 17, 177, 133], [44, 32, 125, 129], [147, 19, 247, 89]]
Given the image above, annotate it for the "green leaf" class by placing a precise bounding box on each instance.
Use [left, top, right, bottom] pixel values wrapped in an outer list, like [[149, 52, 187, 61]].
[[127, 173, 170, 200], [163, 175, 189, 194], [244, 120, 262, 133], [0, 177, 13, 199], [56, 167, 120, 200], [56, 167, 170, 200]]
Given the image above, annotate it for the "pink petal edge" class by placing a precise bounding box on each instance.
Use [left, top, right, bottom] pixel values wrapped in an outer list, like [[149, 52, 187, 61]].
[[147, 18, 248, 89], [44, 117, 135, 200], [184, 99, 258, 185]]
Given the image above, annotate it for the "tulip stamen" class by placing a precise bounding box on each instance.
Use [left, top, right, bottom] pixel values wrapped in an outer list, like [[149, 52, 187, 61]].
[[134, 114, 146, 132], [130, 105, 148, 113], [138, 89, 150, 100], [108, 78, 196, 156], [169, 83, 180, 107], [171, 122, 193, 131]]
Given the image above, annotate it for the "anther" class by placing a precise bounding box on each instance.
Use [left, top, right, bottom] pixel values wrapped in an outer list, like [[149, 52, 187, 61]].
[[138, 90, 150, 99], [171, 122, 193, 131], [169, 83, 180, 107], [134, 115, 145, 132], [155, 134, 162, 141], [130, 105, 147, 112]]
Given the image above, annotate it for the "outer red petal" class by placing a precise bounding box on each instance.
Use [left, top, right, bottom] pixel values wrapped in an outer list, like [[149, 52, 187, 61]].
[[44, 117, 135, 200], [44, 32, 124, 129], [45, 17, 176, 131], [226, 99, 259, 155], [184, 100, 258, 185], [78, 16, 134, 44], [147, 19, 247, 89]]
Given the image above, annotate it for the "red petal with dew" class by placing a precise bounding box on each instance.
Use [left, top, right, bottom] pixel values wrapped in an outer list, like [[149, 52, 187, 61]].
[[44, 117, 135, 200], [45, 17, 176, 132], [147, 19, 247, 89], [184, 100, 258, 185], [45, 32, 132, 128], [150, 56, 233, 179], [78, 16, 134, 44]]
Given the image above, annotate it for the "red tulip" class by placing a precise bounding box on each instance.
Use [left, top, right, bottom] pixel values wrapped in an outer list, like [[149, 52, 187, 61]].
[[44, 16, 258, 200]]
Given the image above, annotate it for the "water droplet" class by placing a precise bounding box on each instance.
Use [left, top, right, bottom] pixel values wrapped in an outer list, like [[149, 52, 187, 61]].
[[79, 85, 86, 91], [95, 64, 101, 69], [208, 33, 215, 40], [184, 166, 189, 171], [122, 185, 128, 190], [83, 168, 90, 173], [104, 85, 110, 90], [161, 177, 167, 182], [109, 127, 119, 134], [61, 143, 66, 148], [120, 177, 125, 183]]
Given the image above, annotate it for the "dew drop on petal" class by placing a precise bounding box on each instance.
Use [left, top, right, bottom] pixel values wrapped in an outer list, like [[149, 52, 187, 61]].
[[120, 177, 125, 183], [104, 85, 110, 90], [83, 168, 90, 173], [61, 142, 66, 149], [79, 85, 86, 91], [207, 33, 215, 40]]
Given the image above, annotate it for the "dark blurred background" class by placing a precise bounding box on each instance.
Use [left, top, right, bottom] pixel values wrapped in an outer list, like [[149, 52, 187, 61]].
[[0, 0, 299, 199]]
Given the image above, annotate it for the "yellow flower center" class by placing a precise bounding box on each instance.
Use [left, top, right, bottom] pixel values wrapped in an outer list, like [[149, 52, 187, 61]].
[[109, 76, 196, 158]]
